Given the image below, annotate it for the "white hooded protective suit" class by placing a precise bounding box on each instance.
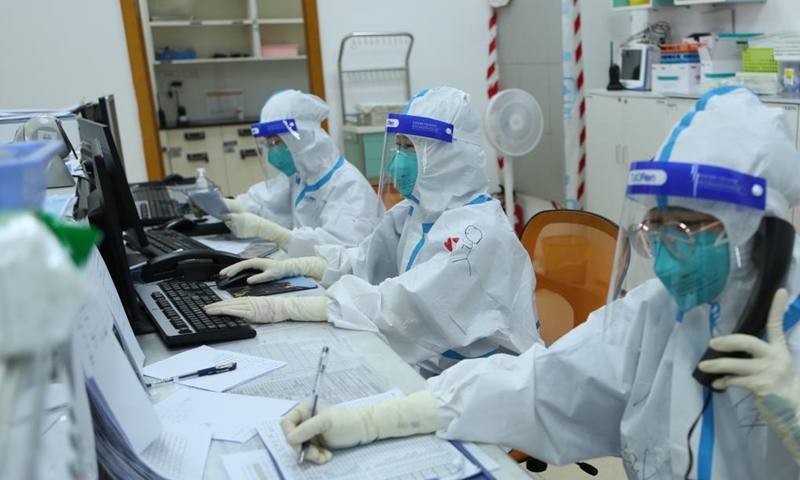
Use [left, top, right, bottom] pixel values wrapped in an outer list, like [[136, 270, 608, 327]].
[[317, 87, 541, 372], [427, 87, 800, 479], [236, 90, 380, 257]]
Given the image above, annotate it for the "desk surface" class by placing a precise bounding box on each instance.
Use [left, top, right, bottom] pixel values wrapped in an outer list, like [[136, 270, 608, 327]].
[[138, 322, 531, 480]]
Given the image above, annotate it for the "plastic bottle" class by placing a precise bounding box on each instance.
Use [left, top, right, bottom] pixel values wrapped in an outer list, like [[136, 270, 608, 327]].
[[196, 167, 209, 190]]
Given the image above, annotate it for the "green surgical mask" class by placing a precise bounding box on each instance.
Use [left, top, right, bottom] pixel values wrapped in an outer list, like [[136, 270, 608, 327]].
[[387, 147, 418, 197], [268, 145, 297, 177], [653, 232, 730, 311]]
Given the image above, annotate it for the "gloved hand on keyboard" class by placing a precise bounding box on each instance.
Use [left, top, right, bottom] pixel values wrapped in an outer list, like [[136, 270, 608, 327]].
[[203, 296, 328, 323]]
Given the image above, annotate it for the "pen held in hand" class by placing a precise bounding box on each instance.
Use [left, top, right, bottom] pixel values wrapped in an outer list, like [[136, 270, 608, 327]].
[[299, 346, 329, 465], [145, 362, 237, 388]]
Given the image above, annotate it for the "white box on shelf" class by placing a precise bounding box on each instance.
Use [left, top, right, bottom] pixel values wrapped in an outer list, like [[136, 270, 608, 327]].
[[652, 64, 701, 94]]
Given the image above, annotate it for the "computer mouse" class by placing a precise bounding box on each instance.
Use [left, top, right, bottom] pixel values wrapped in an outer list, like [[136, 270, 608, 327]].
[[164, 217, 195, 232], [161, 173, 185, 185], [216, 269, 263, 290]]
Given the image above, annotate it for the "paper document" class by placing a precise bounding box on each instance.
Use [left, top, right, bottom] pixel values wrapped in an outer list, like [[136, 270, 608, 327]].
[[86, 249, 146, 372], [256, 418, 479, 480], [142, 345, 286, 392], [43, 194, 76, 218], [140, 421, 212, 480], [187, 189, 230, 220], [196, 236, 252, 255], [221, 450, 282, 480], [230, 338, 389, 404], [154, 388, 296, 443]]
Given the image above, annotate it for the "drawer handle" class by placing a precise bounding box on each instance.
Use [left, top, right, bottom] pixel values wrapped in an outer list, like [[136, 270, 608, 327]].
[[238, 128, 252, 137], [240, 148, 258, 160], [223, 140, 237, 148], [187, 153, 209, 162], [184, 132, 206, 141]]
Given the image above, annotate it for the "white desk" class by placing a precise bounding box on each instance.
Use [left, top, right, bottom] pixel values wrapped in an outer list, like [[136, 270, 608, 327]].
[[138, 322, 531, 480]]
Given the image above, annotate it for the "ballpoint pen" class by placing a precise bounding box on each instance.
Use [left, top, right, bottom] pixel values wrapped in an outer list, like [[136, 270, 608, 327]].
[[145, 362, 237, 388], [299, 346, 329, 465]]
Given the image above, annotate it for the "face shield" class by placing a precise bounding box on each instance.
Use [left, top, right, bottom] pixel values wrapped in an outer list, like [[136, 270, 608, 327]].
[[608, 161, 767, 313], [377, 113, 456, 215], [251, 119, 301, 179]]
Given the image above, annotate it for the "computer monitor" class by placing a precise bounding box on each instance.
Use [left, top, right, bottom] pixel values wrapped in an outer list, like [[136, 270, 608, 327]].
[[82, 139, 151, 333], [77, 118, 147, 249], [74, 95, 123, 165]]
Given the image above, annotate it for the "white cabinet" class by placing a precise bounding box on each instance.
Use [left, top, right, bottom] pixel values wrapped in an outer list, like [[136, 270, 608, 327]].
[[585, 93, 669, 221], [662, 98, 696, 137], [222, 125, 278, 196]]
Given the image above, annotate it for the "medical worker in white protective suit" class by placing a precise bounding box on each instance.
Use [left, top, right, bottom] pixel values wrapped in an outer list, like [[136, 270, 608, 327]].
[[219, 90, 380, 257], [205, 86, 540, 373], [277, 86, 800, 479]]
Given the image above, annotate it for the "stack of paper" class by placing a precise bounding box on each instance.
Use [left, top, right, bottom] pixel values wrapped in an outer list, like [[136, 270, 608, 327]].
[[75, 270, 212, 480], [230, 335, 389, 405], [154, 389, 296, 443], [142, 346, 286, 392]]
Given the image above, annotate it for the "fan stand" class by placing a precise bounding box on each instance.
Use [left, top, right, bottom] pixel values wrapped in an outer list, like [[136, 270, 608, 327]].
[[503, 157, 515, 225]]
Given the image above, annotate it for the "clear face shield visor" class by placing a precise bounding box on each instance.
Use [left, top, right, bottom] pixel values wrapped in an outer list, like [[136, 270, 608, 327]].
[[376, 113, 457, 216], [606, 161, 767, 315], [251, 119, 301, 179]]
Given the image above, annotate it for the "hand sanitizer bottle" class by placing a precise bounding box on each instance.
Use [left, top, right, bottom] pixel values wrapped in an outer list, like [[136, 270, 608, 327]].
[[196, 167, 209, 190]]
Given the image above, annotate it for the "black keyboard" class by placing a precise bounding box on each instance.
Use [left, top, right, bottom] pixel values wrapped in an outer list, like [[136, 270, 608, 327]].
[[144, 229, 211, 257], [136, 280, 256, 347], [132, 186, 182, 225]]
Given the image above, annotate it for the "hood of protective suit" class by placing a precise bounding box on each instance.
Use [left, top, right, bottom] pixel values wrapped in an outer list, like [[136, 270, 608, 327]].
[[652, 86, 800, 246], [403, 87, 489, 219], [260, 90, 339, 184]]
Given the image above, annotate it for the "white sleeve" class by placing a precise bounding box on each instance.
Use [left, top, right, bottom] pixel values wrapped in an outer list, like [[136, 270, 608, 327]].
[[286, 180, 380, 257], [315, 204, 407, 287], [325, 214, 539, 364], [235, 176, 293, 228], [425, 286, 654, 466]]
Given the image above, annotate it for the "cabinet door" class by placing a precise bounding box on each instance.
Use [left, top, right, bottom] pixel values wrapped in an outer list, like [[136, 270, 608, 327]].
[[585, 94, 624, 221], [620, 97, 670, 164], [167, 128, 229, 194], [222, 125, 270, 196], [765, 103, 800, 148]]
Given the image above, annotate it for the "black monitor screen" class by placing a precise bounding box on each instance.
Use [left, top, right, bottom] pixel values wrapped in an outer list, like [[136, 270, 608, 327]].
[[83, 140, 144, 331], [621, 49, 643, 81], [77, 118, 147, 249]]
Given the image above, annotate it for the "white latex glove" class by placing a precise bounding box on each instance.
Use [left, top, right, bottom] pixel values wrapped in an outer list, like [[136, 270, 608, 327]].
[[223, 198, 244, 214], [280, 391, 439, 464], [219, 257, 328, 284], [698, 288, 800, 465], [221, 212, 292, 246], [203, 296, 328, 323]]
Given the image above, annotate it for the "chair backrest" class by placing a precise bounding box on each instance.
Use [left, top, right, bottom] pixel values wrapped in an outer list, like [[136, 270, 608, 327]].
[[520, 209, 628, 345], [372, 183, 404, 210]]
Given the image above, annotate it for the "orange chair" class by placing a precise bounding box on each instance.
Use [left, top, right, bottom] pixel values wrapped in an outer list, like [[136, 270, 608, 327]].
[[509, 209, 630, 476], [521, 209, 629, 345]]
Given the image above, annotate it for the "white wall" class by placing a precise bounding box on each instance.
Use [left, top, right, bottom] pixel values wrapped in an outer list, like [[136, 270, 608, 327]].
[[317, 0, 501, 191], [0, 0, 148, 182]]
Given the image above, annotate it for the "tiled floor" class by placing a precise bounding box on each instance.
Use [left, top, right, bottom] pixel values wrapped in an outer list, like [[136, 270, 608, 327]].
[[526, 457, 627, 480]]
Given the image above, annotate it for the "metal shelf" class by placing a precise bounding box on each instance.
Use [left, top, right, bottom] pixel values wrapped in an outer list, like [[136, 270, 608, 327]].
[[151, 19, 253, 27], [154, 55, 307, 66]]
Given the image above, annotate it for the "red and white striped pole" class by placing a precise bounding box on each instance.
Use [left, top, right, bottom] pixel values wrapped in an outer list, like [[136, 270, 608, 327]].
[[488, 10, 502, 173], [562, 0, 587, 208]]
